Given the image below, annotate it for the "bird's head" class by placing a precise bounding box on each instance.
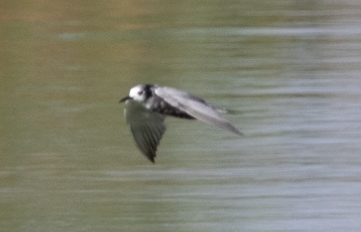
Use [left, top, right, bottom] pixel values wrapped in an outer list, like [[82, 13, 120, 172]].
[[119, 84, 154, 103]]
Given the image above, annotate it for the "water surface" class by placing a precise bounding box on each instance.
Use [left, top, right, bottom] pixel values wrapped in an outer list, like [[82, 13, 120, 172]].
[[1, 0, 361, 231]]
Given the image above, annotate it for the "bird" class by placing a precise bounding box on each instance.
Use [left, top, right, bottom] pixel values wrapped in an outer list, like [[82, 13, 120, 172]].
[[119, 84, 242, 163]]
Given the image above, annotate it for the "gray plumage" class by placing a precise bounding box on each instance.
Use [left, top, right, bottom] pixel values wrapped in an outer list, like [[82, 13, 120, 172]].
[[120, 84, 242, 162]]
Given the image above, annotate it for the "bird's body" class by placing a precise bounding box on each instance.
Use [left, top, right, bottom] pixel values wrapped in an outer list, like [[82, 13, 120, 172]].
[[120, 84, 242, 162]]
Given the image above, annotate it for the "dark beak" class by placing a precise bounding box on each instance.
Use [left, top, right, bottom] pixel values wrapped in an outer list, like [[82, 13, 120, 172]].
[[119, 96, 132, 103]]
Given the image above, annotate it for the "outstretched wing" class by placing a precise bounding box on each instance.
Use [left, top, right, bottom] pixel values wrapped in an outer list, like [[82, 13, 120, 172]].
[[124, 100, 166, 162], [155, 86, 242, 136]]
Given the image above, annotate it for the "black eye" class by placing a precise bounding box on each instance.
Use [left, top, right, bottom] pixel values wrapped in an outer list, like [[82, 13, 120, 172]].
[[138, 90, 143, 95]]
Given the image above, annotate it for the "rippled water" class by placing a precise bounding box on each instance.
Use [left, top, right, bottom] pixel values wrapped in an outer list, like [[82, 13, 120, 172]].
[[1, 0, 361, 231]]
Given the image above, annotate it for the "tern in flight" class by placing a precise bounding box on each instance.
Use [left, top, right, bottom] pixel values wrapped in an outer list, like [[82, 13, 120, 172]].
[[119, 84, 242, 162]]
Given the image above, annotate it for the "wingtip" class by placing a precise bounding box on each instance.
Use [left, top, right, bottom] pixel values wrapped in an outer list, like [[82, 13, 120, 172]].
[[231, 129, 244, 137], [224, 124, 243, 137], [149, 156, 155, 163], [237, 131, 244, 136]]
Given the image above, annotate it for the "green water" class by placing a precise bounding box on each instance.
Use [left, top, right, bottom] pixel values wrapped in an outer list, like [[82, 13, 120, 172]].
[[1, 0, 361, 231]]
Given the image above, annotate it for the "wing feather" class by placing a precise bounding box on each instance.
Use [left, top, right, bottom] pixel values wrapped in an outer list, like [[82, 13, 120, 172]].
[[125, 100, 166, 162], [155, 86, 242, 136]]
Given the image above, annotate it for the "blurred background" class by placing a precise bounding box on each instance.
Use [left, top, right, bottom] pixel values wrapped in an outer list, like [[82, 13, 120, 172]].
[[1, 0, 361, 231]]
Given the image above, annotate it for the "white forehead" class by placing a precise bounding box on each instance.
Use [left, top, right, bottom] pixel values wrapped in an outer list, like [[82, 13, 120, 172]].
[[129, 85, 143, 97]]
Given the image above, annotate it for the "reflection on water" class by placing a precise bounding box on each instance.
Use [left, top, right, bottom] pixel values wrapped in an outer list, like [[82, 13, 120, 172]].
[[1, 0, 361, 231]]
